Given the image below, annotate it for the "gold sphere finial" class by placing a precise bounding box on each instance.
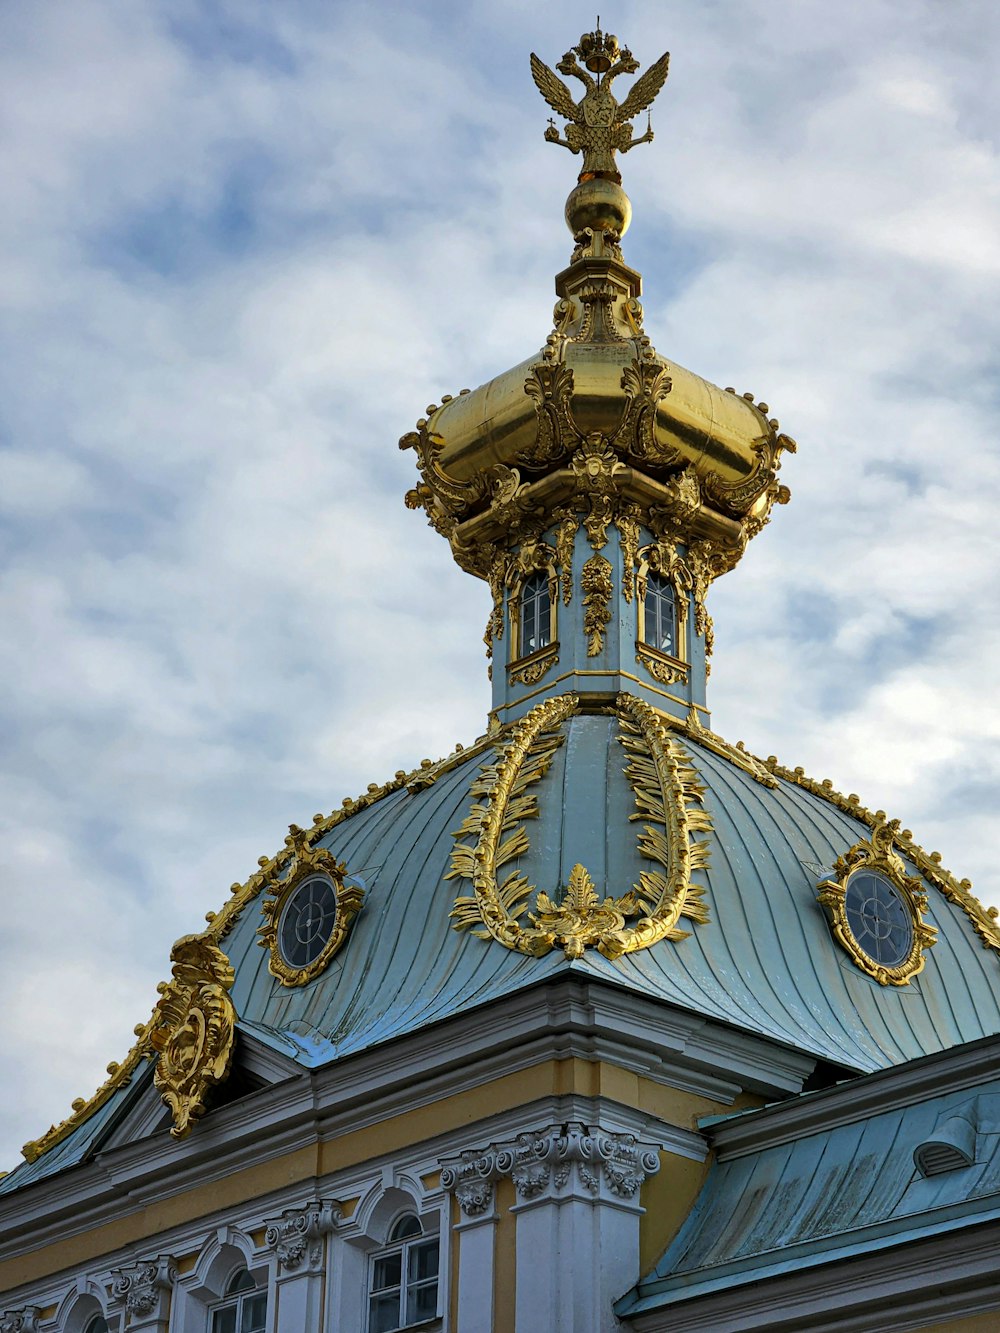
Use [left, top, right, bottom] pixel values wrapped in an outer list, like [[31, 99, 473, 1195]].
[[565, 177, 632, 239]]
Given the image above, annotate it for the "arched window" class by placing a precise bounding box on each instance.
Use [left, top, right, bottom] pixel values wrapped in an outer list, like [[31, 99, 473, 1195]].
[[518, 569, 551, 657], [84, 1320, 109, 1333], [642, 571, 677, 656], [211, 1268, 266, 1333], [368, 1213, 440, 1332]]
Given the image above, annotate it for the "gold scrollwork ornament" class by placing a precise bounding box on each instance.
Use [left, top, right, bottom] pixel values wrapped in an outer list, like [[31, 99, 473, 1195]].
[[149, 935, 237, 1139], [817, 819, 937, 986], [257, 825, 365, 986]]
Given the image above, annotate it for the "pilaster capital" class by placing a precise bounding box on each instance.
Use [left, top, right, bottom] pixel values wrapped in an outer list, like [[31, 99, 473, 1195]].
[[441, 1121, 660, 1215], [111, 1256, 177, 1322], [263, 1199, 341, 1273], [0, 1310, 40, 1333]]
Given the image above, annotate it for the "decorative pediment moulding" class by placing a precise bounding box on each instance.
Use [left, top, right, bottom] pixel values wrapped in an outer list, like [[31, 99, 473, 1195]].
[[441, 1121, 661, 1217]]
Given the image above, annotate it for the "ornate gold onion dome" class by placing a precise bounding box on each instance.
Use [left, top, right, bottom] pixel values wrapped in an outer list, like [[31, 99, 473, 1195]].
[[400, 33, 796, 588]]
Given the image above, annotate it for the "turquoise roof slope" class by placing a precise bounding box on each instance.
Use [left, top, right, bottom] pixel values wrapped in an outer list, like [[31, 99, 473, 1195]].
[[618, 1036, 1000, 1319]]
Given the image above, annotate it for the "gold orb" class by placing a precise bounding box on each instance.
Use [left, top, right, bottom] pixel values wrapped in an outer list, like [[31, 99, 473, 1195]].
[[565, 178, 632, 238]]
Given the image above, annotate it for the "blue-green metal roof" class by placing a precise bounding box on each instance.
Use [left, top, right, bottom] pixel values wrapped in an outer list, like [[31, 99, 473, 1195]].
[[618, 1052, 1000, 1317], [7, 708, 1000, 1194]]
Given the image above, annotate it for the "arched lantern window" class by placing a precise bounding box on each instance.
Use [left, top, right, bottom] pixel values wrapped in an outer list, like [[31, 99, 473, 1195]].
[[642, 571, 677, 656]]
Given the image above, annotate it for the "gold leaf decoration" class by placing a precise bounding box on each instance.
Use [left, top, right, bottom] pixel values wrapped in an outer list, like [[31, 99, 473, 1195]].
[[149, 934, 237, 1139], [762, 756, 1000, 953], [817, 819, 937, 986], [449, 692, 713, 960], [257, 824, 365, 987], [581, 554, 613, 655]]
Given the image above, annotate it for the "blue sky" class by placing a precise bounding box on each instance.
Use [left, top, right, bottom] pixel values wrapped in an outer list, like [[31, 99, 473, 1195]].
[[3, 0, 1000, 1169]]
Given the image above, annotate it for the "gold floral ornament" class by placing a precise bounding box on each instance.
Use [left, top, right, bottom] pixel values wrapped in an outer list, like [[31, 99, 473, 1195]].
[[149, 935, 237, 1139], [448, 692, 711, 960], [817, 819, 937, 986], [257, 824, 365, 986], [581, 554, 613, 655]]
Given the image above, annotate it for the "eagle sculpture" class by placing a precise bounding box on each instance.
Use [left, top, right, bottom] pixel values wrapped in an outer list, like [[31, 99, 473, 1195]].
[[530, 27, 670, 182]]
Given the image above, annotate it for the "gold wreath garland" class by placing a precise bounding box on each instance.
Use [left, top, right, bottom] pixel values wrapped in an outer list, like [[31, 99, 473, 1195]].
[[448, 692, 712, 960]]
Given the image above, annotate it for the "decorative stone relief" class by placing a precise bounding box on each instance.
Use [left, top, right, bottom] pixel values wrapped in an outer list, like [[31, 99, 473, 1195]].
[[112, 1257, 177, 1321], [264, 1200, 341, 1273], [441, 1122, 660, 1216], [0, 1311, 40, 1333]]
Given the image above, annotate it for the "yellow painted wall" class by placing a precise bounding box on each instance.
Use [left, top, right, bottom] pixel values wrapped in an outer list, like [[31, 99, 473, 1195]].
[[638, 1150, 712, 1276], [916, 1314, 1000, 1333]]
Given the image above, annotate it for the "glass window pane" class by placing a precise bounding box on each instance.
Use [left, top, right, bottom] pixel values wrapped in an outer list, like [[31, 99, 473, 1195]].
[[644, 574, 675, 654], [408, 1239, 439, 1282], [389, 1213, 422, 1241], [241, 1293, 267, 1333], [227, 1269, 256, 1296], [212, 1307, 237, 1333], [369, 1292, 402, 1333], [372, 1252, 402, 1291], [405, 1280, 438, 1324]]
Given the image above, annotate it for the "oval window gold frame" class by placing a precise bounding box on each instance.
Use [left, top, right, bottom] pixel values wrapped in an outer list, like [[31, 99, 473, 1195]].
[[818, 819, 936, 986], [257, 829, 365, 986]]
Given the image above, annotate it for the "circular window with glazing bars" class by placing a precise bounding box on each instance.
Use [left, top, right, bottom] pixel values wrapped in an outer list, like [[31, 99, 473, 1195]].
[[817, 823, 937, 987], [258, 842, 366, 987]]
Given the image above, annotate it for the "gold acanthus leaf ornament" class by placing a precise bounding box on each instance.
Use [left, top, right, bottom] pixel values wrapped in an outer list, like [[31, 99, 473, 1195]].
[[530, 864, 631, 960], [448, 692, 712, 960], [149, 934, 237, 1140], [582, 554, 613, 655]]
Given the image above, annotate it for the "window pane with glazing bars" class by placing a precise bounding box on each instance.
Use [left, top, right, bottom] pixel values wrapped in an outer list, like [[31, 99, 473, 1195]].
[[644, 573, 676, 655], [368, 1220, 440, 1332], [519, 571, 550, 655]]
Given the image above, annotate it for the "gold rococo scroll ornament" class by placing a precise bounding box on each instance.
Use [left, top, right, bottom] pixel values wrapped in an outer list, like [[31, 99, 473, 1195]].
[[257, 824, 365, 986], [817, 819, 937, 986], [149, 934, 237, 1139], [448, 692, 711, 960]]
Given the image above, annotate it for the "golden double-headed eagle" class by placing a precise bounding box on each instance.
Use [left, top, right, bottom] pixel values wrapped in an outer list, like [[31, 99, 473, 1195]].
[[530, 27, 670, 182]]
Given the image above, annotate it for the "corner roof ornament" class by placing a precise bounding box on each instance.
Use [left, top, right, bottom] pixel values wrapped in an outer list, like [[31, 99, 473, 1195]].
[[530, 24, 670, 186]]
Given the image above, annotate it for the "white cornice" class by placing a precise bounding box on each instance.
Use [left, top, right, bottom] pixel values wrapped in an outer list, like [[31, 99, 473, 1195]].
[[0, 977, 810, 1267]]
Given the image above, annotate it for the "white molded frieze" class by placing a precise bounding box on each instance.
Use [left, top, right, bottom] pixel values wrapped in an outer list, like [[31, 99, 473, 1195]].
[[442, 1120, 660, 1215], [263, 1200, 341, 1273]]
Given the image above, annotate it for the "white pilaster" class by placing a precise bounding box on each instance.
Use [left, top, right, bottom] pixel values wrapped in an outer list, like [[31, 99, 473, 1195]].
[[442, 1121, 659, 1333], [264, 1200, 340, 1333]]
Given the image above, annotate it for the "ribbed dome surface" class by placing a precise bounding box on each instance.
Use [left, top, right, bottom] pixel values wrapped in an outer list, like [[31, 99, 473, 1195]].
[[215, 712, 1000, 1074]]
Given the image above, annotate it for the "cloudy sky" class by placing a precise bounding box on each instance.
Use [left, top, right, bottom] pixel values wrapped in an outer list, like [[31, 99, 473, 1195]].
[[3, 0, 1000, 1171]]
